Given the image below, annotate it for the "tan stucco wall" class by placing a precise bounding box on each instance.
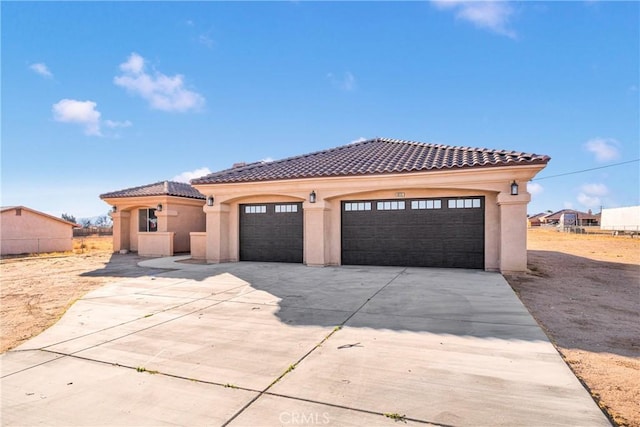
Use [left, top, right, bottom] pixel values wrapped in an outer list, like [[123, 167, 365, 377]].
[[138, 232, 174, 257], [190, 232, 207, 259], [1, 208, 74, 255], [194, 164, 544, 272], [164, 203, 206, 253], [102, 196, 205, 256]]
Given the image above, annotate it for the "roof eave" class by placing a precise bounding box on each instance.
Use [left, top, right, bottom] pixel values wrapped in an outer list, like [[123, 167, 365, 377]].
[[191, 160, 551, 186]]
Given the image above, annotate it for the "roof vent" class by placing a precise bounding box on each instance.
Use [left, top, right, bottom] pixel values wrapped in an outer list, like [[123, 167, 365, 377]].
[[232, 162, 246, 168]]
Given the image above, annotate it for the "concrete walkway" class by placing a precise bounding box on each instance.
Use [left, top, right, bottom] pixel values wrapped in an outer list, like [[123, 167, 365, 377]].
[[1, 258, 611, 426]]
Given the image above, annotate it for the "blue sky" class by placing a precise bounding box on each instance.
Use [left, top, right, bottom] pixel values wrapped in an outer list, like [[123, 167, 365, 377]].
[[2, 1, 638, 218]]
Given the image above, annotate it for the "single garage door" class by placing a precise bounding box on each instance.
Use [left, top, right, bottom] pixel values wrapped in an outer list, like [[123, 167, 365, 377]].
[[341, 197, 484, 269], [239, 202, 303, 263]]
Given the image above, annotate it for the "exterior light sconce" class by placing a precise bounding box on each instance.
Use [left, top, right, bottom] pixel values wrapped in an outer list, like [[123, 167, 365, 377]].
[[207, 196, 214, 206], [156, 203, 163, 212], [112, 206, 117, 213], [510, 180, 519, 196], [309, 190, 317, 203]]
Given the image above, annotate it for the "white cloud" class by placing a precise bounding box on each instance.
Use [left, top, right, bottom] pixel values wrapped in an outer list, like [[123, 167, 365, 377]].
[[349, 137, 368, 145], [342, 72, 356, 91], [30, 63, 53, 78], [172, 167, 211, 183], [104, 119, 133, 128], [260, 157, 274, 163], [563, 201, 574, 209], [581, 183, 609, 197], [120, 53, 145, 74], [52, 99, 101, 136], [584, 137, 620, 162], [114, 52, 205, 112], [198, 33, 214, 48], [527, 182, 543, 196], [577, 193, 601, 209], [431, 0, 516, 38], [327, 71, 356, 91], [577, 182, 608, 209]]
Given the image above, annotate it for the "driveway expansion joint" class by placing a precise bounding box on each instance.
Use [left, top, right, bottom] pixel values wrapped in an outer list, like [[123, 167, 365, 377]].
[[221, 268, 408, 426]]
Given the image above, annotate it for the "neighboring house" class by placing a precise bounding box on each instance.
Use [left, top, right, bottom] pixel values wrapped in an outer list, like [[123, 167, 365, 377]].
[[527, 212, 548, 227], [100, 181, 206, 257], [0, 206, 78, 256], [543, 209, 599, 226], [183, 137, 550, 273]]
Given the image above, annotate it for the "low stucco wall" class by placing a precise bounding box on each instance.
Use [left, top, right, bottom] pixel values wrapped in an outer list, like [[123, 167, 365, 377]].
[[190, 232, 207, 260], [1, 208, 73, 255], [138, 232, 174, 257]]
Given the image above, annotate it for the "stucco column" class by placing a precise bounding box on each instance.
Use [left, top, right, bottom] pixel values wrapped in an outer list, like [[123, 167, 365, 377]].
[[304, 200, 332, 266], [111, 211, 130, 252], [204, 203, 230, 263], [155, 207, 177, 232], [155, 209, 168, 232], [497, 191, 531, 273]]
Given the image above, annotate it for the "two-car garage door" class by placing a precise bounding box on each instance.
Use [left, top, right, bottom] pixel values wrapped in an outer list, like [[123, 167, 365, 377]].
[[341, 197, 485, 269], [239, 197, 484, 269]]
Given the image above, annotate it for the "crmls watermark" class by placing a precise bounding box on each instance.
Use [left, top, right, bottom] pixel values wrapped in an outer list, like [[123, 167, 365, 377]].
[[279, 411, 330, 425]]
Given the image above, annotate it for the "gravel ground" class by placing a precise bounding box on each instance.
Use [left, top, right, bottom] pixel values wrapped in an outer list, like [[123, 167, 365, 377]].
[[505, 228, 640, 427]]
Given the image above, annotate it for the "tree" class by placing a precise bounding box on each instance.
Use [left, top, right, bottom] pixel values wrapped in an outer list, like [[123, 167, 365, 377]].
[[94, 215, 110, 227], [81, 218, 92, 228], [61, 213, 76, 223]]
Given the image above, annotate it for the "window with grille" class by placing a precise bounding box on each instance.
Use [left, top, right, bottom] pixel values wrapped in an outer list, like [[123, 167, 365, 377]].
[[448, 199, 481, 209], [275, 204, 298, 213], [377, 201, 406, 210], [344, 202, 372, 211], [244, 205, 267, 214], [411, 200, 442, 210]]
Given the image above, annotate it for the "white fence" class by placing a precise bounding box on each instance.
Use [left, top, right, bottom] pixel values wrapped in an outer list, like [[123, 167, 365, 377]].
[[561, 225, 638, 236]]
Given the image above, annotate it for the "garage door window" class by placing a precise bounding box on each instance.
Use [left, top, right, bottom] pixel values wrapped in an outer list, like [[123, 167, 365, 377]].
[[275, 204, 298, 213], [344, 202, 372, 211], [377, 201, 405, 210], [245, 205, 267, 214], [411, 200, 442, 210], [448, 198, 481, 209]]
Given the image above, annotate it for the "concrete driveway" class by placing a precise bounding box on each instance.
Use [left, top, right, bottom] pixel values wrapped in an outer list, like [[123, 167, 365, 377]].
[[1, 258, 610, 426]]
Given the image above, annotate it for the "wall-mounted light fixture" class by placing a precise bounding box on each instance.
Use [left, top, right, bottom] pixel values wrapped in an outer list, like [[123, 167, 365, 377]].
[[207, 196, 214, 206], [156, 203, 163, 212], [510, 180, 519, 196], [112, 206, 117, 213], [309, 190, 317, 203]]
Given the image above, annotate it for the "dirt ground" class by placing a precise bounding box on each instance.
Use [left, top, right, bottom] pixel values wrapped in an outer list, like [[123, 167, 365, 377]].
[[505, 228, 640, 427], [0, 237, 161, 353], [1, 232, 639, 426]]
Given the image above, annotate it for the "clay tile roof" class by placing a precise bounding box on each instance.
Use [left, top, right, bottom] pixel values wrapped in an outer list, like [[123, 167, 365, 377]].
[[191, 137, 550, 185], [545, 209, 598, 220], [100, 181, 205, 200]]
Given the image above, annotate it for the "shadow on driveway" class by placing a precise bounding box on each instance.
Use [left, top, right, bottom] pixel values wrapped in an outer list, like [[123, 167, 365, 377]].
[[4, 258, 611, 426], [85, 256, 547, 341]]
